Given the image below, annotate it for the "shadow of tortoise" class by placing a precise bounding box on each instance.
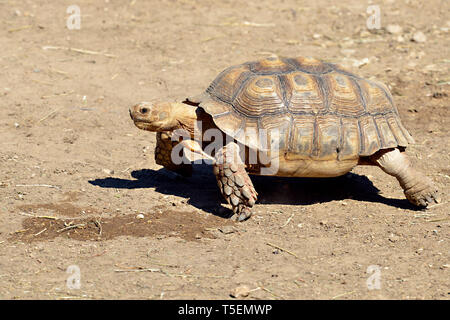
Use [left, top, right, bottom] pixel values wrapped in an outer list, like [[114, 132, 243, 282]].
[[89, 163, 419, 217]]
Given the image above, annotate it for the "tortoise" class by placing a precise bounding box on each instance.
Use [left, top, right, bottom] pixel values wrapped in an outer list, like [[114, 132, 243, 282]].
[[129, 56, 439, 221]]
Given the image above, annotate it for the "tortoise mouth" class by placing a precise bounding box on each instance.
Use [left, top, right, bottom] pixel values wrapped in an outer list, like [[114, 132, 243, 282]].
[[132, 120, 153, 130]]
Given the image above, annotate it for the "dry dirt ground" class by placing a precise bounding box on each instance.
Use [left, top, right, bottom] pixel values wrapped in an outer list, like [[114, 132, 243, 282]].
[[0, 0, 448, 300]]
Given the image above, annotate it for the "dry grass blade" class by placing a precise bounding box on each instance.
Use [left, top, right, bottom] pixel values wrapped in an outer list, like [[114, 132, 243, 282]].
[[114, 268, 162, 273], [41, 90, 74, 99], [38, 108, 62, 123], [42, 46, 117, 58], [8, 25, 32, 32], [331, 290, 356, 299]]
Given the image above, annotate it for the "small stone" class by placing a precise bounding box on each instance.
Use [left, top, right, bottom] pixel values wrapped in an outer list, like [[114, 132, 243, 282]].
[[14, 122, 19, 128], [359, 30, 370, 38], [219, 225, 235, 234], [386, 24, 403, 34], [412, 31, 427, 43], [136, 214, 145, 219], [312, 33, 321, 39], [230, 285, 250, 298], [103, 168, 114, 175], [352, 57, 369, 68], [388, 234, 399, 243], [396, 35, 405, 42]]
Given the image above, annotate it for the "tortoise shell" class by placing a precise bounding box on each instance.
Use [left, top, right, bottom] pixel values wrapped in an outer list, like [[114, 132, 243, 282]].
[[188, 56, 414, 160]]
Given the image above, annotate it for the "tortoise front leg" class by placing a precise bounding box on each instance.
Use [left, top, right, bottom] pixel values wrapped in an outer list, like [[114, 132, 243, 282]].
[[213, 142, 258, 221], [155, 132, 192, 177], [371, 148, 439, 207]]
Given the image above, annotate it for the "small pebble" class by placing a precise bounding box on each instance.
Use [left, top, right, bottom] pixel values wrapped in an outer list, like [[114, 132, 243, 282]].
[[103, 168, 114, 175], [352, 57, 370, 68], [396, 35, 405, 42], [386, 24, 403, 34], [219, 225, 235, 234], [230, 285, 250, 298], [412, 31, 427, 43], [136, 214, 145, 219], [388, 234, 399, 243]]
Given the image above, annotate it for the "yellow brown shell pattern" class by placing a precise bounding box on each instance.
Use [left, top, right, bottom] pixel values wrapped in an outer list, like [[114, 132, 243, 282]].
[[189, 56, 414, 160]]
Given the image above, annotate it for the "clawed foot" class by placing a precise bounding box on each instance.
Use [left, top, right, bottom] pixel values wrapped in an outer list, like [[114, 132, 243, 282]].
[[405, 186, 440, 208], [231, 206, 253, 222]]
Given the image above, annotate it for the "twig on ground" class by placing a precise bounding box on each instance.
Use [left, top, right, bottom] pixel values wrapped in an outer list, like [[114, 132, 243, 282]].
[[93, 219, 102, 236], [33, 228, 47, 237], [281, 213, 294, 228], [427, 216, 449, 222], [261, 287, 280, 299], [16, 184, 61, 189], [18, 212, 59, 220], [266, 242, 298, 258], [114, 266, 229, 279], [57, 223, 85, 233]]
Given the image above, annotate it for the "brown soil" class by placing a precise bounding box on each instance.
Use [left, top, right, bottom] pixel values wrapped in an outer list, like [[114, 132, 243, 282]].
[[0, 0, 448, 299]]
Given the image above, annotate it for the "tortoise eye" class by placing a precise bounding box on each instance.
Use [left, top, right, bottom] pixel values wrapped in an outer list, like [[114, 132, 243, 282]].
[[140, 107, 149, 114]]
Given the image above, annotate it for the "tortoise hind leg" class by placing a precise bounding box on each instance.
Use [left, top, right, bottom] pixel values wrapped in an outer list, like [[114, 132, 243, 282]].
[[371, 148, 439, 207], [213, 142, 258, 221], [155, 132, 192, 177]]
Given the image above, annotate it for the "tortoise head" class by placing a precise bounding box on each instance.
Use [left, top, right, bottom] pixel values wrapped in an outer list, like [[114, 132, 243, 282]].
[[129, 101, 179, 132]]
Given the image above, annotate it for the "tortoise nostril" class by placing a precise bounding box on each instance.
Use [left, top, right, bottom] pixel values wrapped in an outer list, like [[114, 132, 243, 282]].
[[140, 107, 149, 114]]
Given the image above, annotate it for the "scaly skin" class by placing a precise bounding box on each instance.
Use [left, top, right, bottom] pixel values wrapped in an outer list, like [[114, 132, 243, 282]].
[[213, 142, 258, 221], [155, 132, 192, 177], [371, 148, 440, 207]]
